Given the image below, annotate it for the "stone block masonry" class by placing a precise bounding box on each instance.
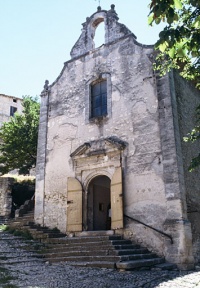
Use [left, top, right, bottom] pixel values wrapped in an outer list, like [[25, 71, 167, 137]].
[[0, 177, 13, 217]]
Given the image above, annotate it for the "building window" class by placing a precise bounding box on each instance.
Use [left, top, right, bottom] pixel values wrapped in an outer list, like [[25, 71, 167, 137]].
[[85, 73, 111, 124], [13, 99, 17, 103], [90, 79, 107, 118], [10, 106, 17, 116]]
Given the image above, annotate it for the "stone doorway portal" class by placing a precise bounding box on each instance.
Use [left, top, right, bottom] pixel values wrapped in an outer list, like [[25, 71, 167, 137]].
[[87, 176, 111, 231]]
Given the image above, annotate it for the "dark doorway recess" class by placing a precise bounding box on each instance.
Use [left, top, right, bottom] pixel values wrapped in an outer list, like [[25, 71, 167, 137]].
[[87, 175, 111, 231]]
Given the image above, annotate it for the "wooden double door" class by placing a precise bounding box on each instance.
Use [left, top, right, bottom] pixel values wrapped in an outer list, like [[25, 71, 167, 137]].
[[67, 168, 123, 232]]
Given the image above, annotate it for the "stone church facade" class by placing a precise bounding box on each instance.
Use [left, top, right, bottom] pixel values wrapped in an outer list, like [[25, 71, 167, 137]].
[[35, 5, 200, 269]]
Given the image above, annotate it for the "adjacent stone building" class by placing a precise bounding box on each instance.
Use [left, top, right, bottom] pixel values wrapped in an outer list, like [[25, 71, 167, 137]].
[[0, 94, 23, 217], [35, 5, 200, 269], [0, 94, 22, 127]]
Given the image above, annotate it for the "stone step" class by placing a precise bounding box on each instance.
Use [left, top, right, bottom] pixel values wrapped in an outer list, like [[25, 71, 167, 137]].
[[153, 262, 177, 270], [0, 236, 25, 241], [0, 220, 7, 223], [22, 211, 34, 215], [0, 252, 44, 259], [116, 258, 165, 270], [117, 249, 150, 255], [28, 230, 65, 240], [46, 242, 140, 250], [45, 243, 115, 250], [0, 258, 44, 265], [45, 254, 121, 263], [112, 240, 132, 245], [16, 211, 34, 218], [42, 251, 156, 261], [53, 260, 116, 269], [0, 216, 9, 225], [70, 235, 123, 242], [12, 217, 34, 223], [8, 220, 33, 227], [7, 211, 34, 226], [43, 249, 117, 257], [44, 248, 116, 255], [114, 244, 139, 250], [9, 225, 64, 238], [120, 253, 158, 261], [3, 213, 175, 271], [44, 245, 146, 254], [16, 218, 34, 223], [41, 236, 129, 245], [75, 230, 115, 236], [27, 227, 67, 238]]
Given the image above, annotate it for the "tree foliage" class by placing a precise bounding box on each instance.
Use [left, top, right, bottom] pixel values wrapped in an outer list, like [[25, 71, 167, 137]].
[[149, 0, 200, 170], [183, 106, 200, 171], [0, 96, 40, 175], [148, 0, 200, 86]]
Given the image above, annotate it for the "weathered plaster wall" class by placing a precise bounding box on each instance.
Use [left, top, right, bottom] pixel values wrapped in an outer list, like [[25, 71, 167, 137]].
[[40, 35, 168, 250], [0, 177, 13, 217], [173, 71, 200, 262]]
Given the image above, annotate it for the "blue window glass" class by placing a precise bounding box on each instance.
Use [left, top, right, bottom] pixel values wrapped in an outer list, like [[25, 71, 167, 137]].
[[91, 80, 107, 118]]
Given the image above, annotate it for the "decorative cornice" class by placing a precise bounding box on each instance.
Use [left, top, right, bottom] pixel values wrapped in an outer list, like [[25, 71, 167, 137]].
[[70, 137, 127, 158]]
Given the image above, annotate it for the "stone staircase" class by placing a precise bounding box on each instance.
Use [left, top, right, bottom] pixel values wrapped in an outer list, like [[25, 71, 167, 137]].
[[8, 211, 35, 229], [6, 212, 176, 271], [0, 216, 8, 226], [42, 233, 171, 270]]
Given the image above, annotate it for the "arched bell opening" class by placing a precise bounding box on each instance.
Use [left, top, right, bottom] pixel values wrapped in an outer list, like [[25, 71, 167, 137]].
[[87, 175, 111, 231], [92, 18, 105, 48]]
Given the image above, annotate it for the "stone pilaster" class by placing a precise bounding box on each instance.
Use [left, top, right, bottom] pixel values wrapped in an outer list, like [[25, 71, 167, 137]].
[[34, 81, 49, 226], [157, 71, 194, 269]]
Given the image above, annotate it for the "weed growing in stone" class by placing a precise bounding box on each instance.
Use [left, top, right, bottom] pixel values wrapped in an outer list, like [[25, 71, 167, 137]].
[[3, 285, 19, 288], [0, 224, 8, 231], [0, 267, 17, 287], [0, 256, 8, 260], [0, 267, 20, 287], [5, 227, 33, 240]]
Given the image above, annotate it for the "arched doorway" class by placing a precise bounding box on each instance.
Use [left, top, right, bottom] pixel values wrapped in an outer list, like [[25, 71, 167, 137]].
[[87, 175, 111, 231]]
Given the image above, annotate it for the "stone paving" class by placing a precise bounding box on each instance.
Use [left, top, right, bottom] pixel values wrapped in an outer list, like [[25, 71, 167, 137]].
[[0, 230, 200, 288]]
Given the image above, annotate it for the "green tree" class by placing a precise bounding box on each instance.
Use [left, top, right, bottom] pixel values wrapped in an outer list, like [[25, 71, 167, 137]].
[[0, 96, 40, 175], [148, 0, 200, 170], [184, 106, 200, 171], [148, 0, 200, 85]]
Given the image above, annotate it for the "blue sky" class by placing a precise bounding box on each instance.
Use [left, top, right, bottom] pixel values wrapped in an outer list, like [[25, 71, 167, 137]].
[[0, 0, 165, 98]]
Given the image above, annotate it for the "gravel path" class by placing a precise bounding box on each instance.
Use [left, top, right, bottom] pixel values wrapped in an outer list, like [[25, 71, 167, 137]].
[[0, 231, 200, 288]]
